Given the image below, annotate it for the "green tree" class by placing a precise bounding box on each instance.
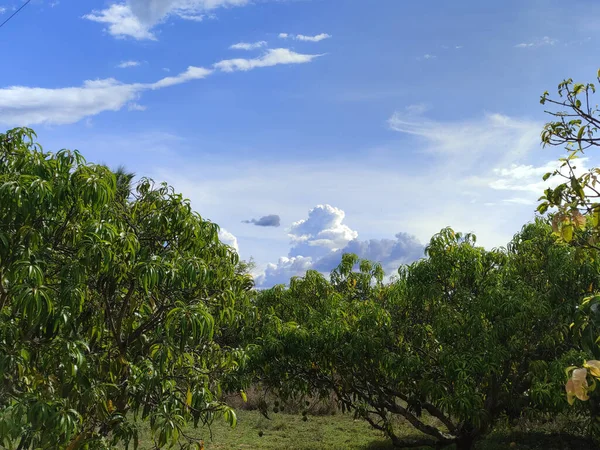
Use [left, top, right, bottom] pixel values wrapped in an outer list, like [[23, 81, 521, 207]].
[[0, 128, 252, 449], [538, 70, 600, 421], [246, 222, 597, 449]]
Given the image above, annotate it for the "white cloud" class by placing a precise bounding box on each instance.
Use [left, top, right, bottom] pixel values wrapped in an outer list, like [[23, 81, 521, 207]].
[[0, 7, 6, 14], [230, 40, 267, 50], [254, 205, 424, 287], [178, 13, 204, 21], [218, 228, 239, 252], [515, 36, 557, 48], [83, 4, 156, 41], [288, 205, 358, 259], [128, 102, 147, 111], [85, 0, 249, 40], [278, 33, 331, 42], [295, 33, 331, 42], [150, 66, 213, 89], [0, 79, 143, 126], [117, 60, 141, 68], [255, 256, 314, 286], [214, 48, 322, 72], [0, 49, 319, 126], [418, 54, 436, 60]]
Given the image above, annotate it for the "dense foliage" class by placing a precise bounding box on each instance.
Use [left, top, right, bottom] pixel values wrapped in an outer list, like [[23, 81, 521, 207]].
[[245, 222, 599, 449], [537, 70, 600, 415], [0, 128, 252, 449]]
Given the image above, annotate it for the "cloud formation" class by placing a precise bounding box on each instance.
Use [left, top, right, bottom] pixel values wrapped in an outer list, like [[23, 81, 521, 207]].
[[214, 48, 322, 72], [230, 41, 267, 50], [278, 33, 331, 42], [84, 4, 157, 40], [218, 228, 239, 252], [243, 214, 281, 227], [254, 205, 424, 287], [0, 49, 319, 126], [85, 0, 249, 40], [514, 36, 557, 48], [117, 60, 141, 68]]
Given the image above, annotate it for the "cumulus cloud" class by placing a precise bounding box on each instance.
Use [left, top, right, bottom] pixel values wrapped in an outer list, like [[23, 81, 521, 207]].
[[256, 256, 314, 286], [0, 49, 318, 126], [254, 205, 424, 288], [84, 4, 157, 40], [514, 36, 557, 48], [243, 214, 281, 227], [117, 60, 141, 68], [278, 32, 331, 42], [288, 205, 358, 260], [214, 48, 322, 72], [230, 40, 267, 50], [218, 228, 239, 252], [85, 0, 249, 40]]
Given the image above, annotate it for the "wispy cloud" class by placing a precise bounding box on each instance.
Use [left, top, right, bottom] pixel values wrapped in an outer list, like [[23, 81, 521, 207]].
[[229, 40, 267, 50], [514, 36, 557, 48], [417, 54, 436, 61], [128, 102, 147, 111], [117, 60, 141, 68], [279, 32, 331, 42], [214, 48, 322, 72], [0, 49, 320, 126], [0, 6, 6, 14]]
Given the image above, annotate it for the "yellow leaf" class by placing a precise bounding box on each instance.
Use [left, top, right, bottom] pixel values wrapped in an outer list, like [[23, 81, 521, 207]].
[[585, 360, 600, 378], [186, 388, 193, 407], [562, 223, 574, 242]]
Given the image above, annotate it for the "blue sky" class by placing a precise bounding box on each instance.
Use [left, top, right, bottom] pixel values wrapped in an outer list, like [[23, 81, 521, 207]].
[[1, 0, 599, 286]]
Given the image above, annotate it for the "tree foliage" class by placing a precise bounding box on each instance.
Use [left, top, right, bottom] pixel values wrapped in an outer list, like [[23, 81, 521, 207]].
[[537, 70, 600, 416], [246, 221, 599, 449], [0, 128, 252, 449]]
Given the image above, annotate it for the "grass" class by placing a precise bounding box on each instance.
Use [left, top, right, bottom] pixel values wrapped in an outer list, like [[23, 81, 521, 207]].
[[134, 410, 395, 449], [132, 410, 600, 450]]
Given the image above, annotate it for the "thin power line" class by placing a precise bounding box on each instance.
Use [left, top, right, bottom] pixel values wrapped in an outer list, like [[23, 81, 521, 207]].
[[0, 0, 32, 30]]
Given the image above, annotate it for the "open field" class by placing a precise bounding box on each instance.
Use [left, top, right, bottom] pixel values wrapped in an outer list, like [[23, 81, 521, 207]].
[[133, 410, 599, 450]]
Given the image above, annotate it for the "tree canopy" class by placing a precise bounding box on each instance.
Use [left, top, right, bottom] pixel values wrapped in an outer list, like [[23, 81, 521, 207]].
[[0, 128, 252, 449], [244, 221, 599, 449]]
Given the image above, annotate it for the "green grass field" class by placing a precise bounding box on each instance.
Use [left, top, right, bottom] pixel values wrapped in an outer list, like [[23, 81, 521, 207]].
[[133, 410, 599, 450]]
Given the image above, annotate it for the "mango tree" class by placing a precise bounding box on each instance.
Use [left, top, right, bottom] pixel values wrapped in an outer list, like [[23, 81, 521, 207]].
[[0, 128, 252, 449], [246, 222, 597, 449], [537, 70, 600, 424]]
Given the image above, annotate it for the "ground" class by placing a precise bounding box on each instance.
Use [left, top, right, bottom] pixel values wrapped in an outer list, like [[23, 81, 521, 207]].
[[133, 410, 599, 449]]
